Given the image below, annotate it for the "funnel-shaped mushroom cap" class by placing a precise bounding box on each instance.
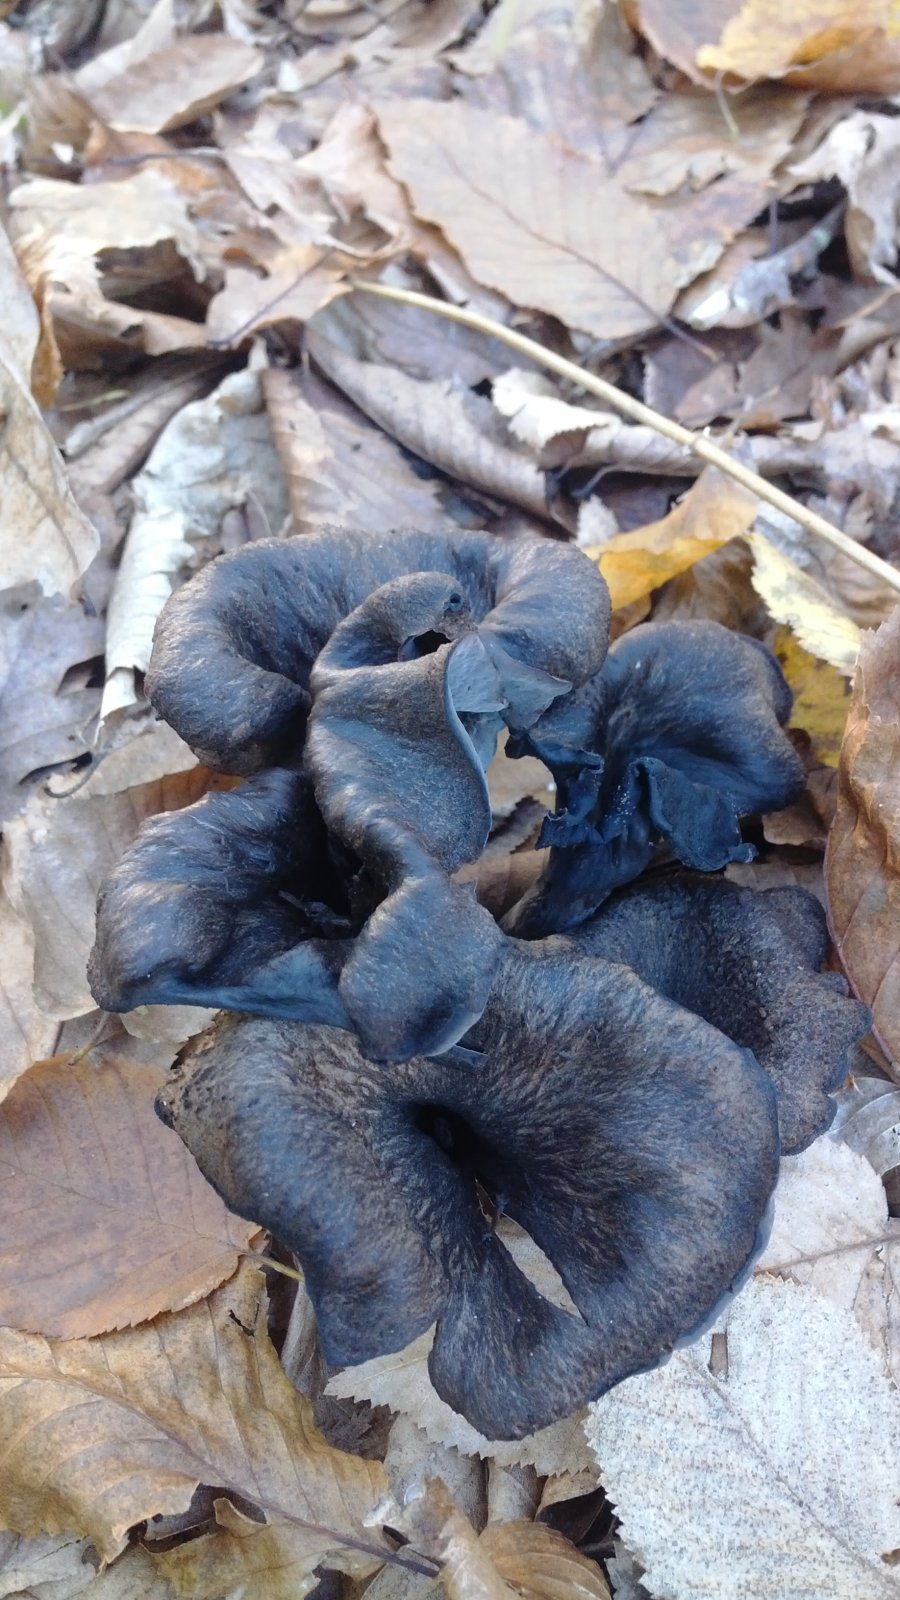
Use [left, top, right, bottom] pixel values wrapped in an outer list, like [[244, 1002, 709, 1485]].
[[506, 621, 805, 935], [158, 938, 779, 1440], [569, 874, 871, 1153]]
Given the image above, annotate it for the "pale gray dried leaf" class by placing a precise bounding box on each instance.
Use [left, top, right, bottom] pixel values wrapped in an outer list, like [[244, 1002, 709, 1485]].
[[791, 112, 900, 284], [306, 326, 558, 525], [0, 1529, 94, 1600], [587, 1277, 900, 1600], [312, 283, 533, 386], [100, 366, 288, 722]]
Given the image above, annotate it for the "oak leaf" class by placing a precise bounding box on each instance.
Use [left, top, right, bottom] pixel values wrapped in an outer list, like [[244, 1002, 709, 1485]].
[[0, 1265, 390, 1573], [0, 1052, 257, 1338], [826, 604, 900, 1070]]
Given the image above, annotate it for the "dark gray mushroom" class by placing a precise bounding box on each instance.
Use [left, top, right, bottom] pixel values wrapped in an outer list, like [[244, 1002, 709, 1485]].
[[505, 620, 805, 935], [568, 874, 871, 1152], [157, 937, 780, 1440]]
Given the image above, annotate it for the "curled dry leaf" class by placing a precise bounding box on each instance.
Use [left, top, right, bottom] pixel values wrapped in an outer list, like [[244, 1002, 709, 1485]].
[[0, 1051, 257, 1338], [746, 532, 863, 675], [771, 626, 852, 769], [583, 469, 759, 611], [100, 365, 289, 723], [384, 1477, 610, 1600], [0, 226, 98, 596], [587, 1276, 900, 1600], [0, 1264, 390, 1575], [827, 604, 900, 1072], [834, 1075, 900, 1182], [306, 326, 557, 526], [0, 893, 60, 1106], [626, 0, 900, 93]]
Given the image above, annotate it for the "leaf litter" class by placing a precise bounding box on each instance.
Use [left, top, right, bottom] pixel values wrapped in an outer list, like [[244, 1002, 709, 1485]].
[[0, 0, 899, 1595]]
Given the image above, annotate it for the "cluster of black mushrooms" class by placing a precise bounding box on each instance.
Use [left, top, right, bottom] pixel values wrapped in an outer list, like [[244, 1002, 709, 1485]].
[[89, 527, 869, 1441]]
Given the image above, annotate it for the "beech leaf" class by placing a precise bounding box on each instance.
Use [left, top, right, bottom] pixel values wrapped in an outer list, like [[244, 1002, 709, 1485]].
[[826, 605, 900, 1070], [0, 1265, 390, 1572], [586, 1277, 900, 1600], [0, 1052, 257, 1338]]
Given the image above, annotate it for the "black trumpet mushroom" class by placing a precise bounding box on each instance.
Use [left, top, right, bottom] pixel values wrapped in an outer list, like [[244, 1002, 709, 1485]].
[[88, 524, 870, 1440]]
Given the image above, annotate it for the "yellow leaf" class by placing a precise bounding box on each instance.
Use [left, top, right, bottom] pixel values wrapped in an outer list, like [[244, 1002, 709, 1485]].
[[695, 0, 900, 91], [746, 532, 861, 674], [585, 469, 759, 611], [772, 626, 852, 768]]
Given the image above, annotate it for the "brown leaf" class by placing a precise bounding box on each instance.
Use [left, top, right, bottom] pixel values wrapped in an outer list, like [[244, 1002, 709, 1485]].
[[206, 248, 349, 347], [306, 325, 557, 526], [376, 90, 809, 340], [0, 1264, 390, 1570], [0, 894, 57, 1106], [826, 605, 900, 1073], [0, 1051, 256, 1338], [627, 0, 900, 92], [386, 1480, 610, 1600], [0, 226, 98, 596], [84, 36, 263, 134], [262, 364, 450, 534], [584, 470, 759, 610]]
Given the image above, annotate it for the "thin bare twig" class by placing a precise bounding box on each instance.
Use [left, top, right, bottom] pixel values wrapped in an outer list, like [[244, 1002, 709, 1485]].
[[350, 279, 900, 600]]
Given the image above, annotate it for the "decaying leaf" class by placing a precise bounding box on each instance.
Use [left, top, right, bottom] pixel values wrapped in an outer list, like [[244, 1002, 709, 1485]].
[[0, 1051, 257, 1338], [747, 532, 863, 674], [100, 365, 289, 723], [834, 1074, 900, 1181], [0, 1529, 95, 1599], [772, 625, 853, 768], [0, 225, 98, 596], [587, 1277, 900, 1600], [383, 1477, 610, 1600], [583, 470, 759, 611], [827, 605, 900, 1073], [0, 1265, 390, 1575], [627, 0, 900, 93], [0, 893, 57, 1107], [262, 363, 450, 534]]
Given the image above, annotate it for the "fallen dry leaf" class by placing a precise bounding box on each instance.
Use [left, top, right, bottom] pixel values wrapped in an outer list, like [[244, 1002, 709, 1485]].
[[584, 470, 759, 611], [262, 363, 450, 534], [772, 625, 853, 768], [0, 1264, 390, 1574], [0, 1051, 257, 1338], [587, 1276, 900, 1600], [375, 92, 808, 341], [827, 605, 900, 1073], [206, 247, 348, 347], [0, 1529, 95, 1599], [0, 226, 99, 597], [384, 1478, 610, 1600], [84, 35, 262, 134], [100, 365, 289, 723], [627, 0, 900, 92], [791, 111, 900, 283], [834, 1075, 900, 1182], [747, 531, 863, 675], [0, 894, 58, 1106], [306, 325, 557, 526]]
